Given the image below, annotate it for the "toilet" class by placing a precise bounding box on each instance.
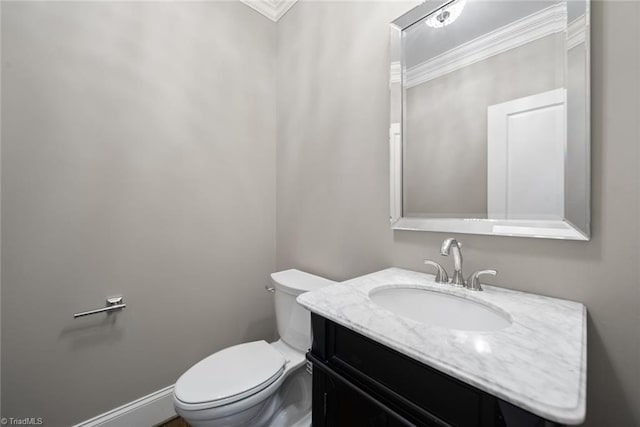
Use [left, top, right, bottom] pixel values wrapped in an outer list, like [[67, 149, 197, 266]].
[[173, 269, 335, 427]]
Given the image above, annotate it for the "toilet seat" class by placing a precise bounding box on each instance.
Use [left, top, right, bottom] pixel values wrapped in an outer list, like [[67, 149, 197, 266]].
[[174, 340, 285, 410]]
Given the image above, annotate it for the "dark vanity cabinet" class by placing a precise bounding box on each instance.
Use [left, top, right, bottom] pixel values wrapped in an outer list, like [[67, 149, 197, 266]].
[[308, 314, 563, 427]]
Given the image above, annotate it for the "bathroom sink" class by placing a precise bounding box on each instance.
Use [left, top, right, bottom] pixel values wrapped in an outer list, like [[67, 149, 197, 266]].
[[369, 287, 511, 331]]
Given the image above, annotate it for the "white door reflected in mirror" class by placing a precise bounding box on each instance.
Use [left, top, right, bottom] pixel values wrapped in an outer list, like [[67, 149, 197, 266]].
[[487, 89, 566, 221]]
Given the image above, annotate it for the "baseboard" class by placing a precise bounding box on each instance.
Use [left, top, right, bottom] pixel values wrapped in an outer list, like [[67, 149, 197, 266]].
[[72, 385, 176, 427]]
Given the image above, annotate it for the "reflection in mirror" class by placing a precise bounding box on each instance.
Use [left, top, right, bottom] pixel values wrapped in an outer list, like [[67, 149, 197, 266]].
[[390, 0, 590, 239]]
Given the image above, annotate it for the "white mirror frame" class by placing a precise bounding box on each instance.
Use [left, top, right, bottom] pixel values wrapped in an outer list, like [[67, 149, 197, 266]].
[[389, 0, 590, 240]]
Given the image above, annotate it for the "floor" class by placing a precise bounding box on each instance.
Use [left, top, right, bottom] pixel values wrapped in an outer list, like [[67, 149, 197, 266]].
[[157, 412, 313, 427], [157, 416, 190, 427]]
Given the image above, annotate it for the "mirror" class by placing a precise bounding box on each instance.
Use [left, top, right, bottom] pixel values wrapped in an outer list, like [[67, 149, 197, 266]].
[[390, 0, 590, 240]]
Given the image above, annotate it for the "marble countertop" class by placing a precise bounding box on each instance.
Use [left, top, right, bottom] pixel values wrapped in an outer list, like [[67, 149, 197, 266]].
[[297, 268, 586, 425]]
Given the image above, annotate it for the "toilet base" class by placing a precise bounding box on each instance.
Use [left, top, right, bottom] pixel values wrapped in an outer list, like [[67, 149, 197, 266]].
[[259, 366, 312, 427]]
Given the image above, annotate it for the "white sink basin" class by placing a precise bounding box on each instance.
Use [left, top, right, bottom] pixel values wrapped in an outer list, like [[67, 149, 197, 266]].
[[369, 287, 512, 331]]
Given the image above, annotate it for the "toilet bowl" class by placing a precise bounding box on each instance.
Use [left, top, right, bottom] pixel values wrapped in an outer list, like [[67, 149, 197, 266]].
[[173, 270, 334, 427]]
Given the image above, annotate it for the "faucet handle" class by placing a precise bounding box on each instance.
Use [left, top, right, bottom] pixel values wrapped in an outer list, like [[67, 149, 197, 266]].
[[424, 260, 449, 284], [466, 269, 497, 292]]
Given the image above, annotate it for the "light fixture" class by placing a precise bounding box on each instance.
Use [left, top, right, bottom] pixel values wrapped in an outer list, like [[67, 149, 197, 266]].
[[425, 0, 467, 28]]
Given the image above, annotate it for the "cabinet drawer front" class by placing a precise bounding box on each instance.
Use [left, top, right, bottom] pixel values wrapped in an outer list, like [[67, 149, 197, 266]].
[[310, 355, 424, 427], [332, 323, 484, 427]]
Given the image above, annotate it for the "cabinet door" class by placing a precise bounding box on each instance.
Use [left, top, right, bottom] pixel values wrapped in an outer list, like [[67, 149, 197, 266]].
[[313, 367, 420, 427]]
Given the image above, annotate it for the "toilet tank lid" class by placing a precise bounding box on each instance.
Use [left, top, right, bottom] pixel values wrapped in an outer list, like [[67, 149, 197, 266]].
[[271, 269, 335, 295]]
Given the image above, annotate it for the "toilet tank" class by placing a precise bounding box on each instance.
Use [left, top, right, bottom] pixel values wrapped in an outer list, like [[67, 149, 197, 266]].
[[270, 269, 335, 352]]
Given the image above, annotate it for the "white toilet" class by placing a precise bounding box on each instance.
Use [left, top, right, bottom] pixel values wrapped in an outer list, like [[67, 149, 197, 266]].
[[173, 269, 335, 427]]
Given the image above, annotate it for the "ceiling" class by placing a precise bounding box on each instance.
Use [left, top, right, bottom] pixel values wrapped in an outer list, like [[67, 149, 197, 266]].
[[401, 0, 587, 68]]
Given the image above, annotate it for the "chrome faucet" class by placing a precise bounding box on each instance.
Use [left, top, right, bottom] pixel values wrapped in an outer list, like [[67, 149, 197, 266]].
[[440, 238, 465, 287]]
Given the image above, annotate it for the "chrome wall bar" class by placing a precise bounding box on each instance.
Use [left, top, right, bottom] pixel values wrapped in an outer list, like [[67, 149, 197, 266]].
[[74, 296, 126, 318]]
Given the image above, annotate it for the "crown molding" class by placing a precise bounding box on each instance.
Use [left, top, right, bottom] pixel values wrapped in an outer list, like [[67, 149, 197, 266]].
[[405, 3, 568, 88], [240, 0, 299, 22]]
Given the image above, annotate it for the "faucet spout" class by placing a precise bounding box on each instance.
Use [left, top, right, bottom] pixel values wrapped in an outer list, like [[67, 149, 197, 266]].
[[440, 238, 465, 287]]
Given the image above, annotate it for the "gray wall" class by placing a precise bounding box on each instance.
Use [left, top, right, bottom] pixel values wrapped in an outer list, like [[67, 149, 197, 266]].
[[277, 1, 640, 426], [404, 34, 562, 217], [1, 2, 276, 425]]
